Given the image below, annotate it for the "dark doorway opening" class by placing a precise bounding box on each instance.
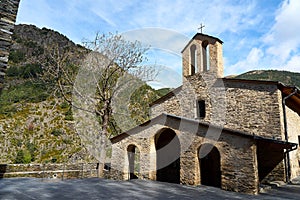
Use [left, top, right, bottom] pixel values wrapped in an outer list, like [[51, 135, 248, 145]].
[[155, 128, 180, 184], [257, 141, 285, 183], [199, 144, 221, 187], [127, 145, 140, 180]]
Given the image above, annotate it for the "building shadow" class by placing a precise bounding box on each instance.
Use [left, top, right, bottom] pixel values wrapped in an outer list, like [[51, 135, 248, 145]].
[[0, 164, 7, 178]]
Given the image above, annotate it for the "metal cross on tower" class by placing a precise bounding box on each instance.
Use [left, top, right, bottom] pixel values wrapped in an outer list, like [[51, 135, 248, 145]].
[[198, 23, 205, 34]]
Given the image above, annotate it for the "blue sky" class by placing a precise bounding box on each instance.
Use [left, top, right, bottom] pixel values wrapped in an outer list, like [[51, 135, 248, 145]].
[[16, 0, 300, 88]]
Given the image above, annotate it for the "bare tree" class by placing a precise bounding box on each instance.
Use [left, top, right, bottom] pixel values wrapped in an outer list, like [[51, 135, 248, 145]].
[[41, 32, 157, 176]]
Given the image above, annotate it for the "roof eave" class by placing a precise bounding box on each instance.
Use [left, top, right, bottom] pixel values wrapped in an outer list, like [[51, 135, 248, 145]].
[[181, 33, 223, 53], [110, 113, 297, 150]]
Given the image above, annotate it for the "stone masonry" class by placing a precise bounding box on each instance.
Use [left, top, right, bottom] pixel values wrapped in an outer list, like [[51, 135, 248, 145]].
[[152, 78, 285, 139], [110, 114, 263, 194], [0, 163, 100, 179], [0, 0, 20, 91]]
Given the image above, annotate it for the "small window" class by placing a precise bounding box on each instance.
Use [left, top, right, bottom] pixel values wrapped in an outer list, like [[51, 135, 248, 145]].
[[202, 41, 209, 71], [197, 100, 206, 118], [190, 44, 197, 75]]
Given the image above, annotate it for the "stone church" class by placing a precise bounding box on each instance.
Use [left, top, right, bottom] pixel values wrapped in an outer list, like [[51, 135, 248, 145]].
[[110, 33, 300, 194]]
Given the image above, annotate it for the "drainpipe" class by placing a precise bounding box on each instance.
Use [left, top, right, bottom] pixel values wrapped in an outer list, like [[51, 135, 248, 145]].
[[282, 87, 298, 183]]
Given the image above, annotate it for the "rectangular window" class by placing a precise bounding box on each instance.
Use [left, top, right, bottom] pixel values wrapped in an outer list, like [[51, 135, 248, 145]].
[[197, 100, 206, 119]]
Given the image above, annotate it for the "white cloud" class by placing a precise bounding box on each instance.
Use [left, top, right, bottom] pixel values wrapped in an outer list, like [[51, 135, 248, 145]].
[[284, 55, 300, 72], [227, 0, 300, 75], [226, 47, 264, 75], [122, 28, 189, 54], [263, 0, 300, 61], [247, 48, 264, 64], [147, 65, 182, 89]]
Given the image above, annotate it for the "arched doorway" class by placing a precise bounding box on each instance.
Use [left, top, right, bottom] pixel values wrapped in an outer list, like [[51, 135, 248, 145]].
[[199, 144, 221, 187], [127, 145, 140, 180], [155, 128, 180, 184]]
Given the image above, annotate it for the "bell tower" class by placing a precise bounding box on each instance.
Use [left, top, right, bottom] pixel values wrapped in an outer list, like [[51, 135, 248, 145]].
[[181, 33, 224, 80]]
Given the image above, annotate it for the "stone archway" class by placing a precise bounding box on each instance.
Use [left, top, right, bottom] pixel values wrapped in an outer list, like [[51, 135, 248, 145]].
[[155, 128, 180, 184], [199, 144, 221, 187], [127, 144, 140, 180]]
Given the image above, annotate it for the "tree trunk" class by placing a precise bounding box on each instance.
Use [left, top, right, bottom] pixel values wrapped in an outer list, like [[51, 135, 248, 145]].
[[97, 133, 107, 178], [98, 101, 110, 178]]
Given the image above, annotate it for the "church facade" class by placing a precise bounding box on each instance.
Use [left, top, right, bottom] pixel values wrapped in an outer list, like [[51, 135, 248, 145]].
[[110, 33, 300, 194]]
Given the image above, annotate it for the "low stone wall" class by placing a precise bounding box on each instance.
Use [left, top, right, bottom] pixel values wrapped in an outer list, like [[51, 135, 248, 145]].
[[0, 163, 108, 179]]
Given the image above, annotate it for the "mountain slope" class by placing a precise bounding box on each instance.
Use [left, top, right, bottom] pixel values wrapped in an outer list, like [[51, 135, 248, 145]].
[[234, 70, 300, 88], [0, 24, 162, 164]]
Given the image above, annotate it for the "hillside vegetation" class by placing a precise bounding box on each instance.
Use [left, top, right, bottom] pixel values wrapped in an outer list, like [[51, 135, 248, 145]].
[[0, 24, 166, 164], [234, 70, 300, 88]]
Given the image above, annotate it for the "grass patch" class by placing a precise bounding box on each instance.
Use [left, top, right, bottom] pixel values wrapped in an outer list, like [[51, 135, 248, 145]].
[[0, 81, 49, 115]]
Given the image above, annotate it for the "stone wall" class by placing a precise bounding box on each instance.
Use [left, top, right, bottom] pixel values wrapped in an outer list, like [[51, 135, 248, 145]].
[[151, 74, 215, 121], [0, 163, 100, 179], [222, 80, 284, 139], [286, 106, 300, 179], [151, 77, 284, 140], [110, 124, 164, 181], [0, 0, 20, 91], [179, 129, 259, 194], [110, 122, 260, 194]]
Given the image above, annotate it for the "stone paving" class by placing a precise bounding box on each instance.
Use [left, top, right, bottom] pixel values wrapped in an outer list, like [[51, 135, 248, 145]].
[[1, 178, 300, 200]]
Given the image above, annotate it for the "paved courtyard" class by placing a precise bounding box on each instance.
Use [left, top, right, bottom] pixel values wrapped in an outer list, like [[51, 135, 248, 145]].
[[1, 178, 300, 199]]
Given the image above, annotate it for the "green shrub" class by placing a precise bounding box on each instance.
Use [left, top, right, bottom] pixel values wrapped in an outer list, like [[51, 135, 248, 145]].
[[6, 64, 43, 78], [6, 66, 21, 77], [0, 81, 49, 115], [26, 142, 37, 161], [8, 50, 25, 63], [14, 150, 24, 164], [21, 64, 43, 78], [23, 150, 32, 163], [0, 104, 17, 116], [64, 109, 73, 121], [51, 129, 64, 136], [60, 101, 69, 109], [14, 149, 31, 164]]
